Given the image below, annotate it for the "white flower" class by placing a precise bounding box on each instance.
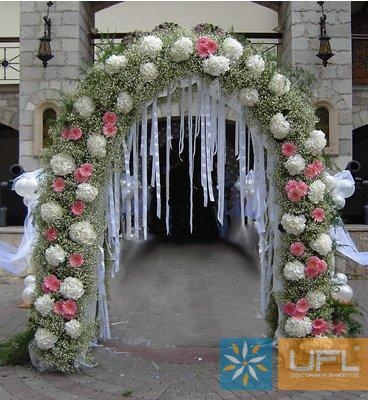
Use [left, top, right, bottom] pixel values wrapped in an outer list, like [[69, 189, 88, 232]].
[[284, 260, 305, 281], [116, 91, 133, 114], [238, 88, 259, 107], [304, 130, 327, 155], [281, 213, 306, 235], [308, 180, 326, 204], [285, 317, 312, 337], [321, 172, 337, 193], [60, 277, 84, 300], [40, 201, 63, 224], [284, 154, 306, 176], [105, 55, 127, 75], [202, 55, 230, 77], [76, 183, 98, 203], [268, 73, 291, 96], [87, 135, 106, 159], [311, 233, 332, 256], [270, 113, 291, 139], [69, 221, 97, 246], [65, 319, 82, 339], [140, 35, 163, 58], [45, 244, 66, 267], [50, 153, 76, 176], [140, 62, 159, 82], [169, 37, 193, 62], [74, 96, 95, 119], [306, 290, 326, 309], [245, 54, 265, 77], [35, 328, 58, 350], [34, 294, 54, 317], [221, 37, 243, 62]]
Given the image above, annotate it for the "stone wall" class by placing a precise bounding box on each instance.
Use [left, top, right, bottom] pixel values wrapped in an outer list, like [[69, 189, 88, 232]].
[[0, 84, 19, 130], [19, 1, 94, 171], [279, 1, 353, 170], [353, 85, 368, 129]]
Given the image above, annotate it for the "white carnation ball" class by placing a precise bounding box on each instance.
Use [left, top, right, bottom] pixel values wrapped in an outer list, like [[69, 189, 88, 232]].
[[221, 37, 243, 62], [74, 96, 95, 119], [76, 183, 98, 203], [306, 290, 326, 309], [169, 37, 194, 62], [239, 88, 259, 107], [65, 319, 82, 339], [40, 201, 63, 224], [284, 260, 305, 281], [45, 244, 66, 267], [50, 153, 76, 176], [34, 294, 54, 317], [140, 35, 163, 58], [116, 91, 133, 114], [281, 213, 306, 235], [246, 54, 265, 77], [268, 73, 291, 96], [35, 328, 58, 350], [311, 233, 332, 256], [284, 154, 306, 176], [60, 277, 84, 300], [87, 134, 107, 159], [270, 113, 291, 139], [304, 130, 327, 155], [308, 180, 326, 204], [69, 221, 97, 246], [284, 317, 312, 337], [202, 55, 230, 77], [105, 54, 127, 74], [140, 62, 159, 82]]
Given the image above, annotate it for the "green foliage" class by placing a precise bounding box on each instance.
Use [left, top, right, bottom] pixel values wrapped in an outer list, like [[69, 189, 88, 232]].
[[331, 300, 364, 337], [0, 328, 34, 366], [122, 390, 134, 397], [265, 293, 279, 337]]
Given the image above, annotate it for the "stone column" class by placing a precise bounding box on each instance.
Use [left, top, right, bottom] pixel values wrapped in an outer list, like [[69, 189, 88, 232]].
[[279, 1, 352, 170], [19, 1, 94, 170]]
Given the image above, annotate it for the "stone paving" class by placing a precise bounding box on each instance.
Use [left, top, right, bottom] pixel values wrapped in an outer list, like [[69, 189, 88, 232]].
[[0, 241, 367, 400]]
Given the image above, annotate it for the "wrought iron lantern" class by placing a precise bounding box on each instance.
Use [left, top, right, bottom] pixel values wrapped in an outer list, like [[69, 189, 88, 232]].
[[316, 1, 334, 67], [36, 1, 54, 68]]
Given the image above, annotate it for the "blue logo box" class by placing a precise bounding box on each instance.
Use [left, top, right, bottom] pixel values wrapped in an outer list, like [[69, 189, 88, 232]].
[[219, 337, 273, 391]]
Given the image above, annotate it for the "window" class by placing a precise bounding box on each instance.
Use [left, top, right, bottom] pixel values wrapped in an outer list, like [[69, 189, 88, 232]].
[[315, 106, 330, 147], [43, 108, 57, 148], [33, 101, 59, 156], [314, 100, 338, 155]]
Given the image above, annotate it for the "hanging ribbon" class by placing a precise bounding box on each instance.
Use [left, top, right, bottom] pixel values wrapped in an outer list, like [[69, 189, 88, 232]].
[[166, 90, 172, 235], [97, 246, 111, 339], [217, 99, 226, 224], [141, 105, 148, 240], [199, 82, 208, 207], [238, 108, 247, 228], [188, 80, 194, 233], [132, 123, 139, 239], [113, 165, 121, 275], [179, 83, 186, 157], [151, 98, 161, 218], [205, 89, 215, 202]]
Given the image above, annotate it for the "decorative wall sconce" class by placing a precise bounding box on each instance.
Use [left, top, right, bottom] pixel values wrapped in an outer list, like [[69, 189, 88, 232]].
[[316, 1, 334, 67], [36, 1, 54, 68]]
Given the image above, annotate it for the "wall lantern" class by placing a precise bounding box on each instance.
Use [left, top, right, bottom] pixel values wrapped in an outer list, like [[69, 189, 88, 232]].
[[316, 1, 334, 67], [36, 1, 54, 68]]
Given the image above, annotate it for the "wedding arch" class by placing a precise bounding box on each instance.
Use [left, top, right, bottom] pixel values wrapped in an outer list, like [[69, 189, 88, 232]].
[[29, 23, 350, 372]]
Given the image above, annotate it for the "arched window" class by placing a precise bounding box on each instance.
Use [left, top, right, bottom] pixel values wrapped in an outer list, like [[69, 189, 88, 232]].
[[42, 108, 57, 148], [314, 100, 338, 155], [33, 101, 59, 156]]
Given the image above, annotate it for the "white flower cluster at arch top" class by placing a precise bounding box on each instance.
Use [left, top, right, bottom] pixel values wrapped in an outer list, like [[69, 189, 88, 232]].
[[28, 24, 357, 372]]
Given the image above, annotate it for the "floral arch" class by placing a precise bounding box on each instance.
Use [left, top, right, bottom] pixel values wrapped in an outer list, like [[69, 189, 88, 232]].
[[30, 24, 354, 372]]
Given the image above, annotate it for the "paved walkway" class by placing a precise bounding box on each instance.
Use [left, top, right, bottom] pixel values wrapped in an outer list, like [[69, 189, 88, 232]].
[[0, 240, 367, 400]]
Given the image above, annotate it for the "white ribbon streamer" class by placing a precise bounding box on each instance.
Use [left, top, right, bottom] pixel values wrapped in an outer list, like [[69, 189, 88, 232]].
[[166, 90, 172, 235], [141, 105, 148, 240], [97, 246, 111, 339]]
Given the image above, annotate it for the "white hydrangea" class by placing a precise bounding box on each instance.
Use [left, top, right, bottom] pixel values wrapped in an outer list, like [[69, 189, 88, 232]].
[[268, 73, 291, 96], [308, 180, 326, 204], [284, 260, 305, 281], [321, 172, 337, 193], [45, 244, 66, 267], [87, 134, 106, 159], [281, 213, 306, 235], [34, 294, 54, 317], [311, 233, 332, 256], [74, 96, 95, 119], [238, 88, 259, 107], [221, 37, 243, 62], [105, 54, 127, 74], [50, 153, 76, 176], [202, 55, 230, 77], [65, 319, 82, 339], [140, 35, 163, 58], [40, 201, 63, 224], [270, 113, 291, 139], [304, 130, 327, 155], [35, 328, 58, 350], [284, 317, 312, 337], [116, 91, 133, 114], [76, 183, 98, 203], [140, 62, 159, 82], [69, 221, 97, 246], [284, 154, 306, 176], [60, 277, 84, 300], [245, 54, 265, 77], [169, 37, 194, 62], [306, 290, 326, 309]]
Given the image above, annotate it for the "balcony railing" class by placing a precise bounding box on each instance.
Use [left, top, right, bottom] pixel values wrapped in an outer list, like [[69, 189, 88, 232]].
[[0, 37, 19, 82]]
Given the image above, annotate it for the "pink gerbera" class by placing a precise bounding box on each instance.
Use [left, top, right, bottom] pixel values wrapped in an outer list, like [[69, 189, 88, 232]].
[[332, 321, 347, 336], [304, 160, 325, 179], [287, 187, 304, 202], [290, 242, 305, 257], [283, 303, 296, 317], [71, 200, 85, 216], [42, 274, 61, 293], [298, 181, 309, 196], [103, 123, 118, 138], [61, 128, 69, 140], [68, 127, 83, 141], [305, 256, 327, 278], [311, 207, 326, 223], [68, 253, 85, 268], [52, 177, 65, 193], [74, 163, 93, 183], [102, 111, 117, 125], [53, 299, 78, 320], [45, 227, 58, 242], [281, 142, 297, 157], [196, 37, 218, 58], [295, 298, 310, 315], [285, 180, 299, 192], [312, 318, 330, 336]]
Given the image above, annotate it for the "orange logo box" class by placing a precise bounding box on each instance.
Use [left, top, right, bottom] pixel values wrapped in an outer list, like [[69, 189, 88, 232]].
[[278, 338, 368, 390]]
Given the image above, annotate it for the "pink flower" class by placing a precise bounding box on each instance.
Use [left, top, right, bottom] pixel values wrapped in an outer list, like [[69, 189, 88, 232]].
[[290, 242, 305, 257], [285, 180, 309, 202], [311, 207, 326, 223], [74, 163, 93, 183], [283, 302, 296, 317], [61, 128, 69, 140], [103, 111, 117, 125], [312, 318, 330, 336], [298, 181, 309, 196], [196, 37, 218, 58], [53, 299, 78, 320], [103, 123, 118, 138], [295, 298, 310, 314], [68, 253, 85, 268], [305, 256, 327, 278], [52, 177, 65, 193], [287, 187, 304, 202], [71, 200, 85, 216], [304, 160, 325, 179], [68, 127, 83, 141], [333, 321, 347, 336], [281, 142, 297, 157], [45, 227, 58, 242], [42, 275, 61, 293]]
